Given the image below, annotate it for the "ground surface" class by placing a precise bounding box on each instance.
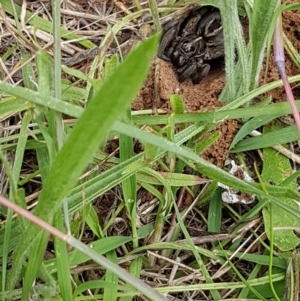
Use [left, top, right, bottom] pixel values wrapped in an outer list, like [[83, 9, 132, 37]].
[[134, 60, 239, 167], [134, 2, 300, 166]]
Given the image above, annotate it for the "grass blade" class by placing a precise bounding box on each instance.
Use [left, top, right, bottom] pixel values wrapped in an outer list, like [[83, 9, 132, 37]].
[[250, 0, 278, 89], [7, 34, 159, 290]]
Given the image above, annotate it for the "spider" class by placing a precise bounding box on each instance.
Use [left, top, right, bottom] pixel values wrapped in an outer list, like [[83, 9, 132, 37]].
[[158, 6, 224, 84]]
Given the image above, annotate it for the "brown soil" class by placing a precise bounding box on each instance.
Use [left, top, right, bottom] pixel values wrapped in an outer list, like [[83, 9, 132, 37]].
[[262, 3, 300, 101], [134, 2, 300, 168], [134, 59, 239, 167]]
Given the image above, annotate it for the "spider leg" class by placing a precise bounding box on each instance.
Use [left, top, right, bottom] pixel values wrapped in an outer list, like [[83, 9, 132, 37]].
[[191, 63, 210, 84], [197, 11, 221, 35], [178, 62, 197, 83], [158, 20, 180, 61]]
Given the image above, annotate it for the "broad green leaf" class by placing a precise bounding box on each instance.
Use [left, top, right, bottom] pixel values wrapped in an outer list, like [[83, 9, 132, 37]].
[[137, 224, 153, 239], [261, 127, 300, 251]]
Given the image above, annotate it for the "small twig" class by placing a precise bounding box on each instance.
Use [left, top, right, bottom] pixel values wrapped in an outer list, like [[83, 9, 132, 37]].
[[114, 1, 138, 23], [273, 5, 300, 131]]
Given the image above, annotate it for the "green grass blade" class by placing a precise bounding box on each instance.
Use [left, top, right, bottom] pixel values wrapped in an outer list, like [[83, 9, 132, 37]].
[[2, 76, 300, 126], [73, 280, 130, 298], [119, 257, 142, 301], [231, 125, 300, 152], [45, 236, 132, 274], [133, 99, 300, 127], [20, 49, 36, 91], [250, 0, 278, 89], [0, 98, 34, 119], [53, 211, 73, 301], [218, 1, 237, 101], [51, 0, 64, 152], [103, 250, 118, 301], [207, 186, 222, 233], [230, 114, 276, 149], [120, 108, 138, 247], [21, 231, 49, 301], [113, 121, 300, 216], [7, 34, 159, 290], [1, 111, 31, 297]]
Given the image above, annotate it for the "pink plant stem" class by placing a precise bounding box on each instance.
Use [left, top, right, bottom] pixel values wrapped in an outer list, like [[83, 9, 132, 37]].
[[0, 195, 68, 241], [273, 10, 300, 131]]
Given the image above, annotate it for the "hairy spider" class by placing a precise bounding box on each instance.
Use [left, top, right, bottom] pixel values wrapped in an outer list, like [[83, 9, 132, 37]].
[[158, 6, 224, 84]]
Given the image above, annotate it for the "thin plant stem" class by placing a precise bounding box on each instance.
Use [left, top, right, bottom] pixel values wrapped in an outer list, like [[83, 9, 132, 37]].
[[134, 0, 142, 11], [52, 0, 64, 150], [273, 1, 300, 131]]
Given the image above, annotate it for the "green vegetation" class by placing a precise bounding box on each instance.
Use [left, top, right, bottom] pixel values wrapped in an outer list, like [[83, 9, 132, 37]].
[[0, 0, 299, 300]]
